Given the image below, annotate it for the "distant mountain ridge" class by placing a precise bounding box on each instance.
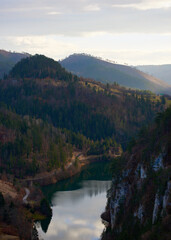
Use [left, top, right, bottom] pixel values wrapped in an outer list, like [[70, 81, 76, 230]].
[[0, 50, 170, 94], [61, 54, 170, 94], [136, 64, 171, 85], [0, 49, 29, 78]]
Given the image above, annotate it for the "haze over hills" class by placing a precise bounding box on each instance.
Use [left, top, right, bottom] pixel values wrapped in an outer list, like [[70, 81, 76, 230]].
[[0, 49, 29, 78], [136, 64, 171, 85], [61, 54, 170, 94]]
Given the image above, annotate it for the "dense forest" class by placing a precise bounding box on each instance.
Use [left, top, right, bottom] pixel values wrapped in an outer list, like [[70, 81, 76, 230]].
[[0, 54, 167, 180], [0, 54, 169, 180], [8, 54, 78, 81], [0, 104, 123, 178], [0, 55, 166, 148], [0, 105, 72, 177]]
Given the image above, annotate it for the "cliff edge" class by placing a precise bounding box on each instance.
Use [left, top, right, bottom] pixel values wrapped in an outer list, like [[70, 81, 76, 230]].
[[102, 106, 171, 240]]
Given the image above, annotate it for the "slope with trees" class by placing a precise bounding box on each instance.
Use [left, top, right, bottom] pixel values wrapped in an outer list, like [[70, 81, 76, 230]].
[[0, 55, 166, 151], [61, 54, 169, 94], [101, 106, 171, 240]]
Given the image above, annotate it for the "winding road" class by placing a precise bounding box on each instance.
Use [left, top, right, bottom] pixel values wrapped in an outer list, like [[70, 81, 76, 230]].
[[23, 188, 30, 204]]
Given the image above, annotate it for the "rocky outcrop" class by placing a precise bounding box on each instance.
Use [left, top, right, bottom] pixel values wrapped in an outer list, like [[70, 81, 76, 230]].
[[101, 107, 171, 240], [102, 152, 170, 240], [152, 193, 160, 224], [153, 154, 164, 171]]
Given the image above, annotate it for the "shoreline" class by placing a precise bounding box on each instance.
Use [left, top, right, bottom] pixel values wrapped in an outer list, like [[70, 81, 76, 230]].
[[0, 154, 112, 240], [22, 154, 105, 186]]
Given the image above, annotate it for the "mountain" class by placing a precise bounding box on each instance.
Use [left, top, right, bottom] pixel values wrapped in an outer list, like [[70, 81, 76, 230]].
[[0, 49, 29, 79], [101, 106, 171, 240], [60, 54, 169, 94], [0, 54, 166, 197], [136, 64, 171, 85], [0, 55, 165, 150], [9, 54, 75, 81]]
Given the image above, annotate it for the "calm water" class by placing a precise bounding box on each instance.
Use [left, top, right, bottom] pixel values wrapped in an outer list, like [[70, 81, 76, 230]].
[[37, 162, 112, 240]]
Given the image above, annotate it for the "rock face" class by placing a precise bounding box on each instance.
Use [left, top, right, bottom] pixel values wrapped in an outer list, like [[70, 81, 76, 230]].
[[153, 154, 164, 171], [101, 107, 171, 240]]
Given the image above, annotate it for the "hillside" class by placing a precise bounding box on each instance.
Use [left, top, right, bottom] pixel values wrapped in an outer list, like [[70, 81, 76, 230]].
[[60, 54, 169, 94], [0, 55, 166, 150], [9, 54, 76, 81], [136, 64, 171, 85], [0, 105, 75, 177], [0, 103, 124, 181], [0, 49, 29, 79], [101, 106, 171, 240]]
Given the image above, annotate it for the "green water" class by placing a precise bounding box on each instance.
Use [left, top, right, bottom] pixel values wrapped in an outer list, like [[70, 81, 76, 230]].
[[37, 161, 112, 240]]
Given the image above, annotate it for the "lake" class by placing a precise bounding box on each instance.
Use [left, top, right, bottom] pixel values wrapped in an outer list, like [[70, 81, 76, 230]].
[[37, 161, 112, 240]]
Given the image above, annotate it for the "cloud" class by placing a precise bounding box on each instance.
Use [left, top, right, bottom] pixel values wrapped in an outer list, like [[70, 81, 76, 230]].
[[1, 32, 171, 65], [36, 181, 108, 240], [1, 5, 171, 37], [83, 4, 101, 12], [0, 0, 171, 64], [47, 11, 62, 15], [113, 0, 171, 10], [1, 0, 171, 12], [0, 35, 76, 60]]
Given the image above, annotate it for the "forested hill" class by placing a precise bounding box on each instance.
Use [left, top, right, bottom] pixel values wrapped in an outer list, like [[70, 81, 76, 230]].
[[0, 49, 29, 79], [60, 54, 169, 94], [0, 55, 166, 150], [9, 54, 78, 81], [102, 106, 171, 240]]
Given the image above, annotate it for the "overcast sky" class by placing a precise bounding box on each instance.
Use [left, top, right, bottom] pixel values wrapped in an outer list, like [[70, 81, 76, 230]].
[[0, 0, 171, 65]]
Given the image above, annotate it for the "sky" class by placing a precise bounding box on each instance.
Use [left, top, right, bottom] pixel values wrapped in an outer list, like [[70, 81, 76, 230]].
[[0, 0, 171, 65]]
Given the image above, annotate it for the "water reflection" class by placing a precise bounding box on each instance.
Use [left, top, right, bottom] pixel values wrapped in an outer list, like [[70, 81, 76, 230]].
[[52, 181, 111, 206], [37, 162, 111, 240], [40, 216, 52, 233]]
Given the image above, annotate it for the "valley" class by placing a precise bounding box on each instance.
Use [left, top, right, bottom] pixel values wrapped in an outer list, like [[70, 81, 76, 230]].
[[1, 0, 171, 239], [0, 53, 170, 240]]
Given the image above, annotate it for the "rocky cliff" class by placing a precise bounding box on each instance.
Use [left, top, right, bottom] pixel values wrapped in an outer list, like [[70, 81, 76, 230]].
[[101, 107, 171, 240]]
